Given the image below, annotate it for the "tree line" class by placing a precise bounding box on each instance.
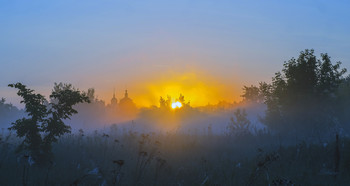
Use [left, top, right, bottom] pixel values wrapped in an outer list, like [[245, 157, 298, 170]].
[[241, 49, 349, 141]]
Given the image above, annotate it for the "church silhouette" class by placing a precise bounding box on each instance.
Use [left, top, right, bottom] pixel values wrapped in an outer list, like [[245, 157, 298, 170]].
[[109, 89, 137, 117]]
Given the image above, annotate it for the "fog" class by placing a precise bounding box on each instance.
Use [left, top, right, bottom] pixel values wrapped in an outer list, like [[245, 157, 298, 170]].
[[61, 97, 266, 136]]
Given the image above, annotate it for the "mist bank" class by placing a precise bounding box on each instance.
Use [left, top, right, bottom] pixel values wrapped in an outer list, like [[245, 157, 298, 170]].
[[65, 99, 266, 135], [0, 91, 264, 135]]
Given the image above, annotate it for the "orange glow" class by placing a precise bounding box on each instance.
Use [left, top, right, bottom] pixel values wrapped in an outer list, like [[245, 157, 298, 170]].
[[128, 70, 240, 107], [95, 69, 241, 108]]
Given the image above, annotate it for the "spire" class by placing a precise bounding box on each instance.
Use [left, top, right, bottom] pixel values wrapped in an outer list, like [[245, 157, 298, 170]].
[[111, 88, 117, 105], [125, 89, 128, 98]]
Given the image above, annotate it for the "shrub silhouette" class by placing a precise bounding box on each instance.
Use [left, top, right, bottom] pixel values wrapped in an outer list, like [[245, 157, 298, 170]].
[[227, 109, 251, 137]]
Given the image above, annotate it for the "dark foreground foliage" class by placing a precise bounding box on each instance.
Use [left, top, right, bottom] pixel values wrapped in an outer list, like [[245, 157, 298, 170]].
[[1, 129, 350, 185], [8, 83, 89, 166]]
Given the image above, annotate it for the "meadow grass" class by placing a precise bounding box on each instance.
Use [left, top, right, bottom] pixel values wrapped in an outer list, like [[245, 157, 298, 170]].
[[0, 127, 349, 185]]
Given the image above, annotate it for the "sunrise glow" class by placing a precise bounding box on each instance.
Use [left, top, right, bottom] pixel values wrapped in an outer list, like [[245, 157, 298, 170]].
[[171, 101, 182, 109], [127, 71, 239, 107]]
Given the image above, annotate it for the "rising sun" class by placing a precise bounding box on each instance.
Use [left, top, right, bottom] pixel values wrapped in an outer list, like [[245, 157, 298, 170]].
[[171, 101, 183, 109]]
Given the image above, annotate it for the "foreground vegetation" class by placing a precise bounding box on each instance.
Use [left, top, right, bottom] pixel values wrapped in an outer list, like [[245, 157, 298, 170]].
[[1, 128, 350, 185]]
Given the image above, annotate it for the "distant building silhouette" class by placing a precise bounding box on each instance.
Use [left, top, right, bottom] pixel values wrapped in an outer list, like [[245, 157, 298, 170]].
[[119, 90, 134, 108], [110, 89, 118, 107], [118, 89, 137, 117]]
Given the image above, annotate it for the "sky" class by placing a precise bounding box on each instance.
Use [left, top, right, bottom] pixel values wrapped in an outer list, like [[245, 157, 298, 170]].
[[1, 0, 350, 108]]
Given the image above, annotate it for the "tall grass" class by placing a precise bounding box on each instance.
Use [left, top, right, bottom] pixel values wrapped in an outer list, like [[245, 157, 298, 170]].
[[0, 127, 349, 185]]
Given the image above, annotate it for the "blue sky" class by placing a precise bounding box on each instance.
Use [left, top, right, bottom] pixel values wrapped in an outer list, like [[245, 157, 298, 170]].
[[1, 0, 350, 107]]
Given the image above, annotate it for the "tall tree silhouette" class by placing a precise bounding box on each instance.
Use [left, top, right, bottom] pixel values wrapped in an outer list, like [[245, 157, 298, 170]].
[[260, 49, 346, 139], [8, 82, 89, 163]]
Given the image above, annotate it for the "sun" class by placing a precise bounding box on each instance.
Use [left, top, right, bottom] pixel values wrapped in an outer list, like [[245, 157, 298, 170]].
[[171, 101, 183, 109]]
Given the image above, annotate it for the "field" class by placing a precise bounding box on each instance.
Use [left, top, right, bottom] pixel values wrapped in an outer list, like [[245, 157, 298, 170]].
[[1, 126, 350, 186]]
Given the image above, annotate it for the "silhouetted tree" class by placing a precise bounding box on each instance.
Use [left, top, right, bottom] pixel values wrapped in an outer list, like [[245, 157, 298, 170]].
[[159, 96, 172, 109], [178, 94, 185, 104], [159, 94, 190, 110], [8, 82, 89, 163], [87, 88, 96, 102], [227, 109, 251, 136], [241, 85, 263, 103], [260, 49, 346, 139], [336, 76, 350, 132]]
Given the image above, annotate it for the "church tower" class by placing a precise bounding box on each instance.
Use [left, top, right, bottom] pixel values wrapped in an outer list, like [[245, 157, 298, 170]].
[[111, 89, 118, 106], [124, 89, 128, 98]]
